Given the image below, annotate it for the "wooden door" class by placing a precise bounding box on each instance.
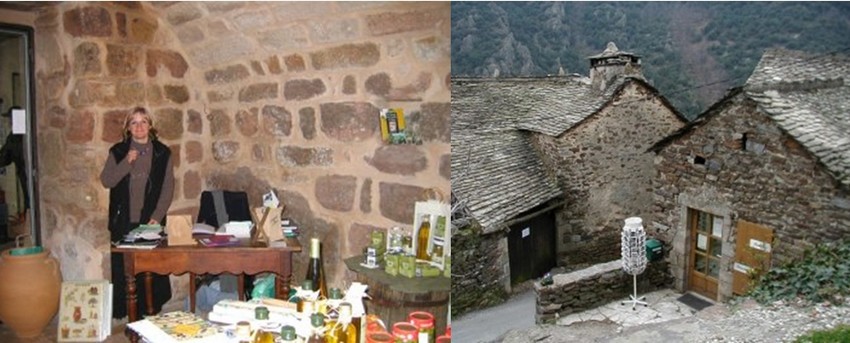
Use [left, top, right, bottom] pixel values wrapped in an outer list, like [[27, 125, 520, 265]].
[[732, 220, 774, 295], [507, 210, 556, 285], [687, 209, 722, 300]]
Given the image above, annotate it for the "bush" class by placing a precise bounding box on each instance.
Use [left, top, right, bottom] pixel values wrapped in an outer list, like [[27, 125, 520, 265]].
[[794, 324, 850, 343], [749, 240, 850, 304]]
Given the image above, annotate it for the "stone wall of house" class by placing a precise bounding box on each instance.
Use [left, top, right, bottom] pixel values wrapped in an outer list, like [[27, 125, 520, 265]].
[[535, 259, 672, 324], [24, 1, 449, 306], [451, 224, 510, 317], [533, 82, 685, 267], [650, 96, 850, 301]]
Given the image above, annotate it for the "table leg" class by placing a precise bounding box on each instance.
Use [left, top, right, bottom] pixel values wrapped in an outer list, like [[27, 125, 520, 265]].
[[278, 271, 292, 299], [189, 273, 196, 313], [126, 272, 138, 343], [145, 272, 154, 316], [237, 274, 245, 301]]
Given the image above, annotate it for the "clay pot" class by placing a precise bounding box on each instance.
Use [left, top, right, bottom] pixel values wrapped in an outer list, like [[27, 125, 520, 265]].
[[0, 248, 62, 338]]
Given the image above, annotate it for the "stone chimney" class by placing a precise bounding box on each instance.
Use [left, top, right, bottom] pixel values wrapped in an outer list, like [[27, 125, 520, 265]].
[[588, 42, 643, 92]]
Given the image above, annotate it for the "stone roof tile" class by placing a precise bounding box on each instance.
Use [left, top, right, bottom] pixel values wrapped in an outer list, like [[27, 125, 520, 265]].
[[745, 48, 850, 186], [451, 129, 562, 234]]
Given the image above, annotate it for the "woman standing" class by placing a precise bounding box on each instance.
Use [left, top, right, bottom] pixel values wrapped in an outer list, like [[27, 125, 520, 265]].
[[100, 106, 174, 319]]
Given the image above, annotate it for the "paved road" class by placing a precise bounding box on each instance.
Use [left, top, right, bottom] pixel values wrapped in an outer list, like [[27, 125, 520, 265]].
[[453, 289, 536, 343]]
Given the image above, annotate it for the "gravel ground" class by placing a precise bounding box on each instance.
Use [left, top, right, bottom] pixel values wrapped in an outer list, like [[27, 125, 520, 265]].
[[501, 296, 850, 343], [699, 297, 850, 343]]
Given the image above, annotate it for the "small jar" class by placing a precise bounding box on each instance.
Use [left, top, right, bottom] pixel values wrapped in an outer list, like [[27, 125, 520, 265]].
[[392, 322, 418, 343], [280, 325, 300, 342], [366, 332, 394, 343], [235, 321, 252, 343], [407, 311, 435, 343], [408, 311, 435, 343], [255, 306, 270, 321]]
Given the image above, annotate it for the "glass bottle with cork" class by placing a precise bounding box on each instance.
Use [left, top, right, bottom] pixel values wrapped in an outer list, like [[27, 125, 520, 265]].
[[415, 215, 431, 261], [252, 306, 275, 343], [297, 279, 314, 313], [326, 287, 343, 321], [307, 313, 328, 343], [305, 237, 328, 299], [325, 302, 357, 343]]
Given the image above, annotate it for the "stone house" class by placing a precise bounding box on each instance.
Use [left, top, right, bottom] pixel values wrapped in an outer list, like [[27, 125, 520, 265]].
[[0, 1, 449, 310], [452, 43, 687, 314], [648, 48, 850, 302]]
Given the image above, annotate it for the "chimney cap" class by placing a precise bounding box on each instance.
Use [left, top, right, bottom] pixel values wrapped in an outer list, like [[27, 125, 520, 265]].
[[588, 42, 640, 60]]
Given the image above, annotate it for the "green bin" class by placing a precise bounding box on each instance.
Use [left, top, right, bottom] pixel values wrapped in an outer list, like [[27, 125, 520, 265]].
[[645, 239, 663, 262]]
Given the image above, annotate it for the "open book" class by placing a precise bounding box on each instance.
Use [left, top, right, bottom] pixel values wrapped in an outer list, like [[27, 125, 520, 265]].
[[57, 280, 112, 342], [192, 223, 217, 235]]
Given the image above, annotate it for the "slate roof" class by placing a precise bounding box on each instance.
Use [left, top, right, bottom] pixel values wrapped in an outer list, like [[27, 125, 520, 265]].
[[451, 75, 682, 233], [452, 77, 574, 233], [744, 48, 850, 186], [451, 129, 562, 233], [651, 48, 850, 186]]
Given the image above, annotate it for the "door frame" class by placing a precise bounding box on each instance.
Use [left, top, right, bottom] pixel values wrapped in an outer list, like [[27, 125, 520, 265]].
[[0, 23, 40, 245], [686, 208, 723, 300]]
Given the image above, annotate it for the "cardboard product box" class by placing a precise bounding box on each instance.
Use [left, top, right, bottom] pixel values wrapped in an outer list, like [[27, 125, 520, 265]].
[[384, 253, 399, 276], [399, 255, 416, 278]]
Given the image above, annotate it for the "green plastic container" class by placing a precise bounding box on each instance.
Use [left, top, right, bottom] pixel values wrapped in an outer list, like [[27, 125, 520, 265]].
[[9, 235, 43, 256], [645, 239, 663, 262]]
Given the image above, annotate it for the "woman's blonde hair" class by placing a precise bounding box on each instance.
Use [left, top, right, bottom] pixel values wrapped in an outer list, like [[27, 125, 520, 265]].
[[122, 106, 159, 140]]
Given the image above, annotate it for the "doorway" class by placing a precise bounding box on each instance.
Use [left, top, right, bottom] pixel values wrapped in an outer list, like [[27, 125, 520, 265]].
[[507, 207, 556, 285], [0, 24, 39, 245], [687, 208, 722, 300]]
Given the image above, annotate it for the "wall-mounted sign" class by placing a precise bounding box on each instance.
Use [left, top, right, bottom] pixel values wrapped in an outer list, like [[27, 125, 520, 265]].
[[733, 262, 752, 274], [749, 239, 771, 253]]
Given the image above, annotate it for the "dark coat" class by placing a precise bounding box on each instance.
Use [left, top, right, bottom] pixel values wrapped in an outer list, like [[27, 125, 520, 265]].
[[0, 133, 27, 209], [107, 137, 172, 319]]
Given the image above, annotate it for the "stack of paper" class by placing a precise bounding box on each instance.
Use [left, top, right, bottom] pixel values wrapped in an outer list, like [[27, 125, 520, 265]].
[[125, 224, 163, 242], [198, 235, 240, 247], [208, 299, 309, 338], [209, 299, 298, 324], [281, 218, 299, 237], [222, 221, 253, 238]]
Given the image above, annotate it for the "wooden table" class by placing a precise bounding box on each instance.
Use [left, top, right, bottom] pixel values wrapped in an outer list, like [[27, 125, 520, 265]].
[[112, 238, 301, 341]]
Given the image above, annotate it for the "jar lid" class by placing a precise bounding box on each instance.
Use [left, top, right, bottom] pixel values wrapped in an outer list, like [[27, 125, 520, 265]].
[[408, 311, 434, 328], [368, 332, 394, 343], [8, 246, 43, 256], [311, 313, 324, 327], [254, 306, 269, 320], [329, 287, 342, 299], [301, 279, 313, 290], [280, 325, 297, 340]]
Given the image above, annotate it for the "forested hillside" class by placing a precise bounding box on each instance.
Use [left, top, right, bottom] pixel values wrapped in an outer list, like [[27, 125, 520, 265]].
[[451, 2, 850, 118]]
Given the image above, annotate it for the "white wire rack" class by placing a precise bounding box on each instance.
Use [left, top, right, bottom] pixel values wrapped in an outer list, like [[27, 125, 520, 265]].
[[621, 217, 648, 310]]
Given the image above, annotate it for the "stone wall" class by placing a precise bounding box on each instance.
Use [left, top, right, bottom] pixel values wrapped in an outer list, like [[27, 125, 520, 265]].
[[535, 259, 672, 324], [23, 1, 449, 305], [532, 82, 685, 267], [451, 224, 510, 318], [650, 96, 850, 301]]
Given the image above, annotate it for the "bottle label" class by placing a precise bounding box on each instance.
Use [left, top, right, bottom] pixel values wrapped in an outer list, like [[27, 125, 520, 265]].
[[418, 331, 429, 343], [310, 238, 320, 258]]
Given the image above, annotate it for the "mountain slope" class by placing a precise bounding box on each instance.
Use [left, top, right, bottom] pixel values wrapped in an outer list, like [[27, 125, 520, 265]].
[[451, 2, 850, 118]]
